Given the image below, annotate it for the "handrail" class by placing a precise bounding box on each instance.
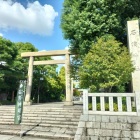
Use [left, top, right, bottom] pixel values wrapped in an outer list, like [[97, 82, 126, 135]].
[[83, 89, 140, 116]]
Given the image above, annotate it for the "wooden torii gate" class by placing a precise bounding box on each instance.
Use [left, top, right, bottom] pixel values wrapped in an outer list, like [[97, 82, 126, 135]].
[[21, 50, 73, 106]]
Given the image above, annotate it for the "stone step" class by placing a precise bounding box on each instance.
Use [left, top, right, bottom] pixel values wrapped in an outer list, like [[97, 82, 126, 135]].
[[0, 119, 14, 122], [22, 120, 78, 125], [23, 109, 82, 113], [21, 122, 78, 129], [0, 108, 81, 111], [23, 112, 81, 116], [0, 113, 80, 118], [0, 124, 21, 130], [21, 125, 76, 135], [0, 112, 14, 114], [0, 121, 14, 125], [23, 114, 80, 118], [22, 117, 79, 122], [0, 107, 81, 110], [0, 129, 21, 136], [20, 124, 76, 139], [0, 116, 14, 119], [0, 109, 14, 111], [22, 131, 74, 140], [0, 114, 81, 119], [20, 126, 76, 139], [23, 112, 82, 115], [22, 125, 77, 133], [0, 112, 82, 115]]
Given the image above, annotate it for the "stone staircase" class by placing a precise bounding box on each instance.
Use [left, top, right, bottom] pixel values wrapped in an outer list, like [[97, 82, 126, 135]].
[[0, 102, 82, 140]]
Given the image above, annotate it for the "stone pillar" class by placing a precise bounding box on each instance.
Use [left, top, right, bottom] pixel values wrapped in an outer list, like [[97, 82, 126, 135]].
[[65, 53, 73, 105], [127, 20, 140, 92], [83, 89, 88, 114], [24, 56, 34, 105], [71, 78, 74, 101], [136, 92, 140, 116]]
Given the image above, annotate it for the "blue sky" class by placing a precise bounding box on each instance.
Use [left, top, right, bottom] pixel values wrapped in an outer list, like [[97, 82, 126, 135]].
[[0, 0, 69, 51]]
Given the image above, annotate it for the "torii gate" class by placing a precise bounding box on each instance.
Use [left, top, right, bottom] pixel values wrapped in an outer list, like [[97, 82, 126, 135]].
[[21, 50, 73, 106]]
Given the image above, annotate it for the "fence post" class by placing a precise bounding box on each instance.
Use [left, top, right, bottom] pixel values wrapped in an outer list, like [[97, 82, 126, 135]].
[[83, 89, 88, 114], [135, 92, 140, 116]]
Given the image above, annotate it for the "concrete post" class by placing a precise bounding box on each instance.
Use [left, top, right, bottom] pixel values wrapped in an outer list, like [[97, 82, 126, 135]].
[[24, 56, 34, 105], [64, 53, 73, 105]]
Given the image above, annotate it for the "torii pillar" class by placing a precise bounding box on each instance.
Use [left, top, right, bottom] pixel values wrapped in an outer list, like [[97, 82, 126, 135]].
[[24, 56, 34, 105], [64, 53, 73, 105]]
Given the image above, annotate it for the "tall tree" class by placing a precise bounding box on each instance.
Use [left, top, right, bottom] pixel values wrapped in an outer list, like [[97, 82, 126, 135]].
[[61, 0, 140, 56], [79, 35, 134, 92], [0, 37, 18, 93], [0, 37, 17, 65]]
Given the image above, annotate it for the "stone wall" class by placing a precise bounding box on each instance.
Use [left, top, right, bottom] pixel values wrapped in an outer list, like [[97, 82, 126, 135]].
[[74, 114, 140, 140]]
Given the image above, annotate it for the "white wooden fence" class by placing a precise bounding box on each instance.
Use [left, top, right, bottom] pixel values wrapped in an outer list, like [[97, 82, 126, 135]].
[[83, 90, 140, 116]]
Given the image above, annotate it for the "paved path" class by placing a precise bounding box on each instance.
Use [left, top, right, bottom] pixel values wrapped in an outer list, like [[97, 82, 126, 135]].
[[0, 134, 52, 140]]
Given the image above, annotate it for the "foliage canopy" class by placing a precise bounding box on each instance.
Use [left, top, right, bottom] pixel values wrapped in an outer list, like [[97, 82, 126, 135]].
[[79, 35, 134, 92], [61, 0, 140, 56]]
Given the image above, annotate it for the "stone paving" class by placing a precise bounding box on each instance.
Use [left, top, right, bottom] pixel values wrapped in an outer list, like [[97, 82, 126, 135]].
[[0, 134, 53, 140]]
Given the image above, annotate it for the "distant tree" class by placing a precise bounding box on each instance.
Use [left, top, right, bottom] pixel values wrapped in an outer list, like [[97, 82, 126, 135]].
[[58, 66, 65, 88], [79, 35, 134, 92], [58, 66, 66, 101]]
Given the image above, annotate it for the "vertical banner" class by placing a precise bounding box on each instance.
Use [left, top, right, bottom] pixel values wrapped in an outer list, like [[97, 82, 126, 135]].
[[14, 80, 26, 124], [127, 20, 140, 92]]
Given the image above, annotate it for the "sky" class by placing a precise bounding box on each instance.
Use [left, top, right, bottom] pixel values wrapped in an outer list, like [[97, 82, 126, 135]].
[[0, 0, 69, 51]]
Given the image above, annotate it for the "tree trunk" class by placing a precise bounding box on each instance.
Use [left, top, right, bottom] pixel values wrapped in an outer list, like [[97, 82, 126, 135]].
[[12, 91, 14, 102]]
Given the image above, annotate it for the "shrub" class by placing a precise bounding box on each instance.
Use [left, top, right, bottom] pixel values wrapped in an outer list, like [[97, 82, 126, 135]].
[[88, 102, 135, 112], [73, 89, 81, 96]]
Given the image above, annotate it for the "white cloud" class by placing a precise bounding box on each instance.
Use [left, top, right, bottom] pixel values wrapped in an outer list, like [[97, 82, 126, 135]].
[[0, 0, 58, 36], [0, 33, 3, 37]]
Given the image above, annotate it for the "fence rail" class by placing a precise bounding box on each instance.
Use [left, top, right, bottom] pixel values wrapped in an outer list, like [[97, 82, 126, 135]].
[[83, 90, 140, 116]]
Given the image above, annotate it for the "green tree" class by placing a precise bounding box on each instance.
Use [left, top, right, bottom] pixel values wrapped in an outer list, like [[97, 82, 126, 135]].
[[57, 66, 66, 100], [0, 38, 67, 103], [0, 40, 39, 101], [61, 0, 140, 56], [79, 35, 134, 92], [0, 37, 17, 65], [58, 66, 65, 88], [0, 37, 18, 94], [14, 42, 38, 74]]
